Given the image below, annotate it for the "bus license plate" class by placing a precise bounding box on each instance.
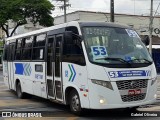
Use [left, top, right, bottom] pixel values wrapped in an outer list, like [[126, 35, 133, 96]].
[[128, 89, 141, 95]]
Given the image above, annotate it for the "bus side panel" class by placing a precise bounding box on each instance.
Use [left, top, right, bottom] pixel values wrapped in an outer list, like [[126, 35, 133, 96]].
[[31, 62, 47, 98], [14, 62, 33, 94], [8, 61, 15, 90], [3, 61, 9, 89], [62, 62, 90, 108], [13, 61, 47, 98]]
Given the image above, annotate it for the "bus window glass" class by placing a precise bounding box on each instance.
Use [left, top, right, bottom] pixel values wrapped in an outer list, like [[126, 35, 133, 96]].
[[32, 34, 46, 60], [21, 36, 33, 60], [17, 39, 21, 49], [8, 43, 15, 61], [3, 44, 8, 61], [83, 27, 152, 64], [63, 34, 85, 65], [47, 37, 54, 76], [15, 39, 22, 60]]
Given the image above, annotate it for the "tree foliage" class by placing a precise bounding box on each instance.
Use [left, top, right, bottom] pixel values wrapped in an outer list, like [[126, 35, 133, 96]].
[[0, 0, 54, 37]]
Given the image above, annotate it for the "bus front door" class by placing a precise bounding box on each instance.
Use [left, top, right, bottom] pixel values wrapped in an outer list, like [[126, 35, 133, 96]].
[[54, 35, 63, 101], [46, 35, 63, 102], [46, 36, 55, 99]]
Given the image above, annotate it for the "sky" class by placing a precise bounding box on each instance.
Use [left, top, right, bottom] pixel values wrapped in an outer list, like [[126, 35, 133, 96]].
[[51, 0, 160, 17]]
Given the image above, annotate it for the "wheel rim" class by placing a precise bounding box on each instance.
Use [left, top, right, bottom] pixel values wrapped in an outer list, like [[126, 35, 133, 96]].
[[71, 94, 80, 112]]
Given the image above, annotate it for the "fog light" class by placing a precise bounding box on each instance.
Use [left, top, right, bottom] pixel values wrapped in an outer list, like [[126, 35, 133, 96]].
[[99, 98, 107, 104], [100, 99, 105, 104], [154, 94, 157, 99]]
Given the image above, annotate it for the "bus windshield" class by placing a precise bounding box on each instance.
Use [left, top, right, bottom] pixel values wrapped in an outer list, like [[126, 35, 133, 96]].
[[83, 27, 153, 65]]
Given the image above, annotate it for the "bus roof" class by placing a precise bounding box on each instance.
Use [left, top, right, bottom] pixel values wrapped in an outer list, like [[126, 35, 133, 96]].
[[79, 21, 131, 29], [6, 21, 131, 41], [6, 22, 69, 41]]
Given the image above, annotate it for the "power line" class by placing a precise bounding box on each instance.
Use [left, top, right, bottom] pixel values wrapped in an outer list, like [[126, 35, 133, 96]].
[[153, 2, 160, 17]]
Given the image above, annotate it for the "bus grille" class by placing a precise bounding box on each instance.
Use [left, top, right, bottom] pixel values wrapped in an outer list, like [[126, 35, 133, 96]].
[[121, 93, 146, 102], [116, 79, 148, 90], [116, 79, 148, 102]]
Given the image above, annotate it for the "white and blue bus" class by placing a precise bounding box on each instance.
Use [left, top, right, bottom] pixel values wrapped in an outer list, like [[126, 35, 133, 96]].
[[3, 21, 157, 115]]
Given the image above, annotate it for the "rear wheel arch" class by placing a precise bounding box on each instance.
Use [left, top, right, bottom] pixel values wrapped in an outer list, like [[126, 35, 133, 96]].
[[15, 79, 32, 99]]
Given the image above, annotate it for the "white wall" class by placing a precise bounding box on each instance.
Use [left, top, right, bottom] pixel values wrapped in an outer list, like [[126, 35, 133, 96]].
[[54, 12, 80, 25], [54, 11, 160, 36]]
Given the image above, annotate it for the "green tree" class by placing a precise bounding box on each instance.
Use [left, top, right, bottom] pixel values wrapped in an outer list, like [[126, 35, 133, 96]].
[[0, 0, 54, 37]]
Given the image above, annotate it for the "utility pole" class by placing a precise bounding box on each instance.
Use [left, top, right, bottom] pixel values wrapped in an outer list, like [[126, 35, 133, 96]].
[[134, 0, 135, 15], [149, 0, 153, 55], [57, 0, 70, 23], [110, 0, 114, 22], [64, 0, 67, 23]]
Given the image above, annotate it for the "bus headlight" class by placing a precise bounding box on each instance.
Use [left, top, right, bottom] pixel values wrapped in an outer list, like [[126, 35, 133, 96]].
[[91, 79, 113, 90], [151, 77, 157, 86]]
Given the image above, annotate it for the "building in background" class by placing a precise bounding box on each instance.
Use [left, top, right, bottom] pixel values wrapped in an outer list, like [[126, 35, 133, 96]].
[[54, 11, 160, 40], [9, 10, 160, 40], [54, 11, 160, 73], [7, 10, 160, 72], [8, 19, 43, 37]]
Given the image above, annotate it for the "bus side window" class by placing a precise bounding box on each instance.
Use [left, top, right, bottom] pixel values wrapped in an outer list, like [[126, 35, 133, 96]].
[[63, 34, 85, 65], [8, 43, 15, 61], [47, 37, 54, 76], [21, 36, 33, 60], [3, 44, 8, 61], [15, 39, 22, 60], [32, 34, 46, 60], [65, 26, 79, 34]]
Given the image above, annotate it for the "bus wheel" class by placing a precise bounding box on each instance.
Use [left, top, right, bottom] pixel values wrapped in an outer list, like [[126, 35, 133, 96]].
[[16, 82, 24, 99], [128, 106, 139, 111], [123, 106, 139, 112], [69, 90, 82, 115]]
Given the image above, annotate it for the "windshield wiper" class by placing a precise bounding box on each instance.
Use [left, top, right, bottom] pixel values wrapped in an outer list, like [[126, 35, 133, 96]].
[[127, 58, 153, 63], [96, 57, 130, 64]]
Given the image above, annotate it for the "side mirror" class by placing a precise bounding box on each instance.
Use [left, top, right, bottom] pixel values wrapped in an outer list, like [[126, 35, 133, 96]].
[[64, 31, 73, 44], [142, 35, 150, 46], [64, 31, 82, 44]]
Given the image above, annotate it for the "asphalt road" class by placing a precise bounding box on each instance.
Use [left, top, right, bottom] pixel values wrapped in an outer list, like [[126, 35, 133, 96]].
[[0, 71, 160, 120]]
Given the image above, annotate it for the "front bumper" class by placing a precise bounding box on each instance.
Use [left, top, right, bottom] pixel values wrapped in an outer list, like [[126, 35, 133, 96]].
[[86, 79, 157, 109]]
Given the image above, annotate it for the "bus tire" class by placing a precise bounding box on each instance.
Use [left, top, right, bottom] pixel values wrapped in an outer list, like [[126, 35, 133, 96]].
[[124, 106, 139, 112], [69, 90, 83, 115], [128, 106, 139, 111], [16, 82, 25, 99]]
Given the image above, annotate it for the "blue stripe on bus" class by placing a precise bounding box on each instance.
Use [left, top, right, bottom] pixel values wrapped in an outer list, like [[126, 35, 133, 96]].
[[15, 63, 24, 75], [15, 63, 32, 76]]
